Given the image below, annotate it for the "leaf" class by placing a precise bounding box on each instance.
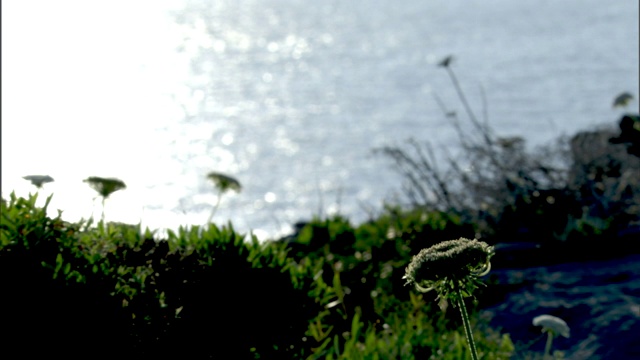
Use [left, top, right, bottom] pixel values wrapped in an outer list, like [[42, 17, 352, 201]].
[[332, 272, 344, 302], [53, 253, 64, 279], [333, 334, 341, 357]]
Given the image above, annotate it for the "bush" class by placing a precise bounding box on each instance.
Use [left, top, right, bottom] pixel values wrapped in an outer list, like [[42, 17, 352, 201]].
[[1, 193, 513, 358], [376, 57, 640, 247]]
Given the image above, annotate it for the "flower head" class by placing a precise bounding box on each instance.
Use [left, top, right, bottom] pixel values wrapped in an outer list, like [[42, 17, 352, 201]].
[[612, 92, 634, 108], [403, 238, 494, 302], [23, 175, 54, 188], [533, 314, 570, 338], [438, 55, 454, 68], [207, 172, 241, 193], [83, 177, 126, 199]]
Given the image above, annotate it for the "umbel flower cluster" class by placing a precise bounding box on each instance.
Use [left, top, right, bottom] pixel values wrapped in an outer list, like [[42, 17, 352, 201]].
[[403, 237, 494, 303]]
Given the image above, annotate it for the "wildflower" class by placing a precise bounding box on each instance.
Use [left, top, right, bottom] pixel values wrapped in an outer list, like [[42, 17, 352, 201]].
[[533, 314, 570, 338], [612, 92, 634, 108], [438, 55, 454, 67], [207, 172, 242, 193], [404, 238, 494, 360], [23, 175, 54, 188], [403, 237, 494, 302], [84, 177, 126, 222], [84, 177, 126, 199], [533, 314, 570, 359], [206, 172, 241, 223]]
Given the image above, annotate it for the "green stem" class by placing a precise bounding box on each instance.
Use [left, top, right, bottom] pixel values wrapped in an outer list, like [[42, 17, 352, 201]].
[[101, 197, 106, 223], [455, 282, 479, 360], [207, 191, 222, 224], [543, 331, 554, 360]]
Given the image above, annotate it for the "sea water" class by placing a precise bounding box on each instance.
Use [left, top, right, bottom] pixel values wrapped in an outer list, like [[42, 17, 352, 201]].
[[2, 0, 638, 240]]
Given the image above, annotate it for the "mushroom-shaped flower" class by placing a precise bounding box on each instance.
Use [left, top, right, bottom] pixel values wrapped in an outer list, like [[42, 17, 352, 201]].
[[23, 175, 54, 188], [206, 172, 241, 223], [83, 177, 126, 199], [403, 238, 494, 301], [207, 172, 241, 193], [613, 92, 634, 108], [533, 314, 570, 338]]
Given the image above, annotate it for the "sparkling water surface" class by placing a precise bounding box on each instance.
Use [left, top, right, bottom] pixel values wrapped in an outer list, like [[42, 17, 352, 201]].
[[2, 0, 638, 240]]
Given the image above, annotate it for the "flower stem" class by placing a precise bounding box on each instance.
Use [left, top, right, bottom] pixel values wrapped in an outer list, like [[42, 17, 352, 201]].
[[455, 281, 479, 360], [101, 197, 106, 223], [544, 331, 554, 360], [208, 191, 222, 224]]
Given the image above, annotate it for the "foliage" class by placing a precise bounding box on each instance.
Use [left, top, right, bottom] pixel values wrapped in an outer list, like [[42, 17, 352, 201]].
[[377, 57, 640, 248], [0, 193, 514, 359], [0, 192, 129, 358], [266, 213, 513, 359]]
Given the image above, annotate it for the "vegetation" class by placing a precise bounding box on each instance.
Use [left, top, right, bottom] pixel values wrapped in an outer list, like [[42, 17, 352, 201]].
[[206, 171, 242, 223], [2, 104, 637, 357], [2, 103, 637, 357], [377, 57, 640, 255], [84, 176, 127, 221], [404, 238, 496, 360], [2, 53, 637, 358], [531, 315, 570, 360], [1, 192, 516, 359]]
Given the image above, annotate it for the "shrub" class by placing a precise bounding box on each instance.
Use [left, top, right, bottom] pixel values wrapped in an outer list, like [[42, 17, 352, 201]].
[[377, 56, 640, 247], [1, 193, 513, 358]]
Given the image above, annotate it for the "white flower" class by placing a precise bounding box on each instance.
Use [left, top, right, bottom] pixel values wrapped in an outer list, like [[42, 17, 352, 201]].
[[532, 314, 570, 338]]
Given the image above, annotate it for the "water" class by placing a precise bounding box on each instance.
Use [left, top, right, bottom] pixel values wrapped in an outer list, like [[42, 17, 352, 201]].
[[2, 0, 638, 240]]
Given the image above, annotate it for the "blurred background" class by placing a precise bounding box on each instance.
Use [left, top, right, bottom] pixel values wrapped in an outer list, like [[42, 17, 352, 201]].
[[2, 0, 638, 240]]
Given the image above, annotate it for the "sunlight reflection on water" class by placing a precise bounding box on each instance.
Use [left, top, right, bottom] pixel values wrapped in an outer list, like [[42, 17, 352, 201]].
[[2, 0, 638, 241]]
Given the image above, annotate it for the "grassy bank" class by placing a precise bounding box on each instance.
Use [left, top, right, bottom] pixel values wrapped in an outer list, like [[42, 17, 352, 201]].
[[2, 192, 517, 359], [3, 78, 638, 357]]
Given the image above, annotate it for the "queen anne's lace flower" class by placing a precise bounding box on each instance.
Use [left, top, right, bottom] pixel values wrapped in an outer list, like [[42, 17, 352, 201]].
[[403, 237, 494, 302], [84, 177, 126, 199], [533, 314, 570, 338], [533, 314, 570, 358], [23, 175, 54, 188], [404, 238, 495, 360]]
